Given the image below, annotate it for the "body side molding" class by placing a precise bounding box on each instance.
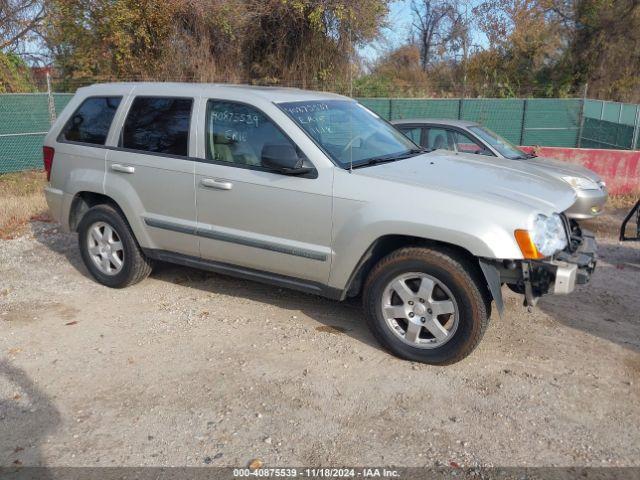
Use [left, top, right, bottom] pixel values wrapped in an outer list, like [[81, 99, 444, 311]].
[[143, 217, 328, 261]]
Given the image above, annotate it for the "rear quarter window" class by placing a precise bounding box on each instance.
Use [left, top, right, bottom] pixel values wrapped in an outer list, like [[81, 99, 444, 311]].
[[59, 96, 122, 145]]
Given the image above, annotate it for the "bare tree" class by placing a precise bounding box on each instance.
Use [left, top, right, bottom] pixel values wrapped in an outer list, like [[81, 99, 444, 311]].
[[0, 0, 44, 51], [542, 0, 577, 28], [411, 0, 463, 70]]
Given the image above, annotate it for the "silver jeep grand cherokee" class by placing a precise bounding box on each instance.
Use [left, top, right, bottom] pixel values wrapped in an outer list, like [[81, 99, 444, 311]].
[[43, 83, 597, 365]]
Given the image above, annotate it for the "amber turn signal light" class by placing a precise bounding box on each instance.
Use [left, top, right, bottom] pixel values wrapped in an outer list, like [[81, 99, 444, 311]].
[[514, 230, 545, 259]]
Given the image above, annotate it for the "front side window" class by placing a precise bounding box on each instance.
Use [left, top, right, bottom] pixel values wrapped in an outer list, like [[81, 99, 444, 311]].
[[60, 96, 121, 145], [468, 126, 527, 159], [279, 100, 418, 168], [452, 131, 487, 155], [205, 100, 298, 167], [121, 97, 193, 156], [399, 127, 423, 146]]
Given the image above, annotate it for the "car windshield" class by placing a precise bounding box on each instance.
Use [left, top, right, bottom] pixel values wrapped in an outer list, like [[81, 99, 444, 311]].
[[468, 126, 530, 160], [278, 100, 421, 168]]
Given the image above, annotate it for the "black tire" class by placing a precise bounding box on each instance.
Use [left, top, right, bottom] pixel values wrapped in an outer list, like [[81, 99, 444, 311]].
[[78, 204, 153, 288], [363, 247, 489, 365]]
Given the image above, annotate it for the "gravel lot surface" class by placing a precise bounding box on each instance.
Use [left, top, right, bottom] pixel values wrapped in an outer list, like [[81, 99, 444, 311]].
[[1, 218, 639, 468]]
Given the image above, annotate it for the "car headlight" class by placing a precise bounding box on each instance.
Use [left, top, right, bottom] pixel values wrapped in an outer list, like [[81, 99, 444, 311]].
[[515, 213, 568, 259], [561, 175, 599, 190]]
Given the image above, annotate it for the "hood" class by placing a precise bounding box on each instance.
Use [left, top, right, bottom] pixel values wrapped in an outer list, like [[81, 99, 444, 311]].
[[525, 156, 603, 184], [354, 151, 577, 214]]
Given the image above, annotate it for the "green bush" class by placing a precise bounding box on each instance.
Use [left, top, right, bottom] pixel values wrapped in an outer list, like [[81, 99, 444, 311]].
[[0, 53, 36, 93]]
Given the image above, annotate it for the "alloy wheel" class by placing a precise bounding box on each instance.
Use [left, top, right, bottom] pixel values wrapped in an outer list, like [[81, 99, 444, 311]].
[[381, 272, 459, 349], [86, 221, 124, 276]]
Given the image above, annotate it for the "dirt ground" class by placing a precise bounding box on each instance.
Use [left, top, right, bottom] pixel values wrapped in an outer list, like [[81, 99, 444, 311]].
[[1, 206, 639, 468]]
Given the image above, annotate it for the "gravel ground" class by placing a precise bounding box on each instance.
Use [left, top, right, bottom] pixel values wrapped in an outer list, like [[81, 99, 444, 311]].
[[0, 217, 639, 468]]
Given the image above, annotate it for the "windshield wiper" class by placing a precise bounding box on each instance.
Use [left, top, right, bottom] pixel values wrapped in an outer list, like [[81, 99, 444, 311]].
[[351, 156, 402, 169], [351, 148, 428, 169]]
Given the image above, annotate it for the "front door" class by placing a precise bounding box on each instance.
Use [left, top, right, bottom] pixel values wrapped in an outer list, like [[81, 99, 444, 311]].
[[194, 99, 333, 285]]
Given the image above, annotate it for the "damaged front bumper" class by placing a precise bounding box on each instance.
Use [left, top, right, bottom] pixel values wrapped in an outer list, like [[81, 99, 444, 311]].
[[479, 229, 598, 316], [522, 229, 597, 304], [542, 230, 597, 291]]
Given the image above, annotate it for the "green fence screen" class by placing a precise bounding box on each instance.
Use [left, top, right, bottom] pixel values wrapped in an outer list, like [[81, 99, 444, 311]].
[[0, 93, 73, 173], [358, 98, 585, 148], [2, 94, 639, 174], [580, 99, 640, 150]]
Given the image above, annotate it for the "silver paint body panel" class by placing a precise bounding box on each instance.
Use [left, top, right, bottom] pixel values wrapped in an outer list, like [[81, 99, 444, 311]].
[[45, 83, 580, 294]]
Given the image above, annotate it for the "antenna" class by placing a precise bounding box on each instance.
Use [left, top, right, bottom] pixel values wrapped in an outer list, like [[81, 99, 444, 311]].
[[349, 24, 354, 173], [349, 23, 353, 99]]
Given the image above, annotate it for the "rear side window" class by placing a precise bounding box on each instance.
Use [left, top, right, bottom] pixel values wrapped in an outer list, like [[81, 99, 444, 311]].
[[121, 97, 193, 156], [60, 96, 121, 145], [426, 127, 453, 150]]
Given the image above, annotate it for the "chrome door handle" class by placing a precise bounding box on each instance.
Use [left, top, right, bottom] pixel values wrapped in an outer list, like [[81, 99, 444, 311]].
[[201, 178, 233, 190], [111, 164, 135, 174]]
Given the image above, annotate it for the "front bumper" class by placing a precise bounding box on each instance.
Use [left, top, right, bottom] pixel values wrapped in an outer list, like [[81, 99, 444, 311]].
[[519, 229, 597, 306], [540, 230, 598, 288], [564, 188, 608, 220], [479, 229, 598, 314], [553, 229, 597, 286]]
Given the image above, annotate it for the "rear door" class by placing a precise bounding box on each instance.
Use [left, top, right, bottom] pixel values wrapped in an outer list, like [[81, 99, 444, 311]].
[[104, 93, 198, 256], [424, 127, 456, 151]]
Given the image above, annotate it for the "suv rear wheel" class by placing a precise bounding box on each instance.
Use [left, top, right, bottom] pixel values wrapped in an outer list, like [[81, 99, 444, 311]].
[[363, 247, 489, 365], [78, 204, 153, 288]]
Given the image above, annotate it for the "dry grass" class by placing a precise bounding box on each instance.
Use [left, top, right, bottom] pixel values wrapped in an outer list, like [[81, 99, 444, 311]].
[[0, 170, 50, 239], [607, 193, 638, 210]]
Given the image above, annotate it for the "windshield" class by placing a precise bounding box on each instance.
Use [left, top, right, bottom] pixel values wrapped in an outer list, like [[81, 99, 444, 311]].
[[279, 100, 420, 168], [468, 126, 529, 160]]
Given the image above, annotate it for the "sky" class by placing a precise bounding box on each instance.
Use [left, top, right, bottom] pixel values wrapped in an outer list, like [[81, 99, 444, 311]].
[[359, 0, 488, 64], [359, 0, 414, 63]]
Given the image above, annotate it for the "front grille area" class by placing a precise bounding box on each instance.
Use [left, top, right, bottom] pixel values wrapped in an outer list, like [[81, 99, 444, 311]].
[[560, 212, 585, 253]]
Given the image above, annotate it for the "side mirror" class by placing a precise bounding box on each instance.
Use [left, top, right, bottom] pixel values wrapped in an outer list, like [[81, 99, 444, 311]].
[[261, 144, 312, 175]]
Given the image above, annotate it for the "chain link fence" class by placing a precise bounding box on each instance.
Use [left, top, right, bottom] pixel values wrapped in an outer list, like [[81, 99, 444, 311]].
[[358, 97, 586, 148], [1, 90, 640, 174], [0, 92, 73, 173]]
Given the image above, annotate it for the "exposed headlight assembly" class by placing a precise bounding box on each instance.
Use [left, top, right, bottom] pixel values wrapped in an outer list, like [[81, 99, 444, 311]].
[[515, 213, 568, 259], [561, 175, 599, 190]]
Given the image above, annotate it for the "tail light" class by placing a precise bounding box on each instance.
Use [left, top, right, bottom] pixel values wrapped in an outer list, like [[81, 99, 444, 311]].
[[43, 146, 55, 181]]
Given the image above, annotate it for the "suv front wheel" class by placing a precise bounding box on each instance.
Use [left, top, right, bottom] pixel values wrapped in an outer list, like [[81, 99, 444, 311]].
[[363, 247, 489, 365], [78, 204, 153, 288]]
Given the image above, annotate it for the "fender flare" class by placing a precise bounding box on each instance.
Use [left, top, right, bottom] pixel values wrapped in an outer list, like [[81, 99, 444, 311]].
[[478, 259, 505, 318]]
